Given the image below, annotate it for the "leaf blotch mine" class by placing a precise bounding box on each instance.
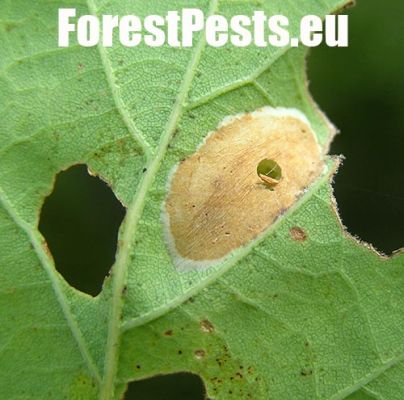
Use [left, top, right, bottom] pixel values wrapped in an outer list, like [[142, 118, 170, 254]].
[[163, 107, 323, 270]]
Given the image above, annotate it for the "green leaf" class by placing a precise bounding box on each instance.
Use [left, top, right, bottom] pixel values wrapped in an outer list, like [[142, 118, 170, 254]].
[[1, 1, 403, 400]]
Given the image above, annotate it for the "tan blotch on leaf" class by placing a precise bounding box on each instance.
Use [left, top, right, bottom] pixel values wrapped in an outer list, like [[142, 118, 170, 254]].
[[164, 107, 324, 270]]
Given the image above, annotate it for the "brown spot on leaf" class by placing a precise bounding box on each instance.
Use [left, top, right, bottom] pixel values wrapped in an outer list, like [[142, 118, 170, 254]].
[[200, 319, 214, 333], [164, 107, 323, 270], [290, 226, 307, 241], [41, 241, 53, 258], [194, 349, 206, 359], [164, 330, 173, 336], [235, 372, 243, 379]]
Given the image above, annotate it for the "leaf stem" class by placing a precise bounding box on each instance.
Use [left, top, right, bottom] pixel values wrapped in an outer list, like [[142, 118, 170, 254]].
[[97, 1, 218, 398]]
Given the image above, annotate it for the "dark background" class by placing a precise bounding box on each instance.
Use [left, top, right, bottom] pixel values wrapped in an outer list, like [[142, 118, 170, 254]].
[[310, 0, 404, 256], [38, 1, 404, 398]]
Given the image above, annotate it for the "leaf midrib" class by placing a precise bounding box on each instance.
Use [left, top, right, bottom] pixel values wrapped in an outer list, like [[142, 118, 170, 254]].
[[94, 0, 219, 397]]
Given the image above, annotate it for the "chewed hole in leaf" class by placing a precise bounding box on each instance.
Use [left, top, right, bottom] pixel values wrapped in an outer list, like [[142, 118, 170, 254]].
[[257, 158, 282, 189], [39, 164, 125, 296], [124, 373, 205, 400]]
